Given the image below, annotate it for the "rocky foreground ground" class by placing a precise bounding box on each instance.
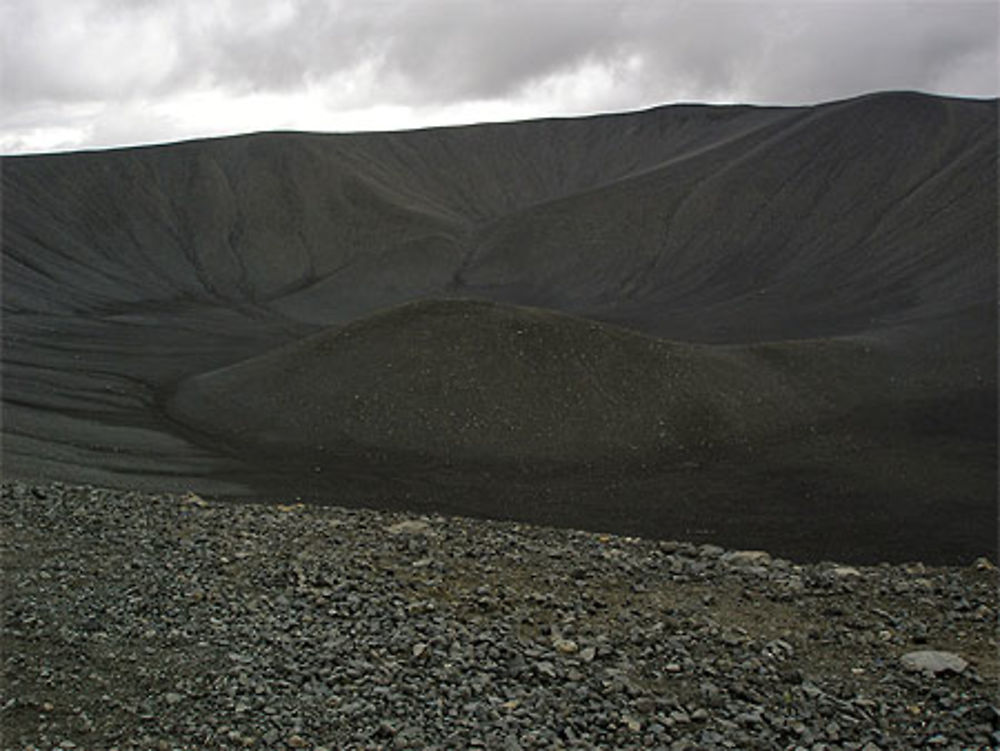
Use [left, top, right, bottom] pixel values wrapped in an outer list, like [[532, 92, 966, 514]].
[[2, 481, 997, 750]]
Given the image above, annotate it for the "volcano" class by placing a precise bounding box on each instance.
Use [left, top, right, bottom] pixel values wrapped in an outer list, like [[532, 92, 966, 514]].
[[3, 91, 996, 562]]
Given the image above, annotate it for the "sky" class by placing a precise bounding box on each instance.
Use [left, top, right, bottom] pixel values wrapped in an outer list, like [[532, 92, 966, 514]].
[[1, 0, 997, 155]]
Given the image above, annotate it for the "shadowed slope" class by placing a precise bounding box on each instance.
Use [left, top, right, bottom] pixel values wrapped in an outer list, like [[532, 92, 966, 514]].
[[455, 93, 998, 342], [3, 102, 796, 321], [2, 92, 996, 562], [5, 93, 994, 338]]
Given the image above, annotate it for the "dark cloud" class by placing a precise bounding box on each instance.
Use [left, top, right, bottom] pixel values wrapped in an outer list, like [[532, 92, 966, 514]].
[[376, 1, 628, 102], [611, 1, 999, 105], [1, 0, 996, 153]]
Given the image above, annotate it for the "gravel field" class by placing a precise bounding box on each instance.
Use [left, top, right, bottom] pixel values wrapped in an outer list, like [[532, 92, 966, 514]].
[[2, 481, 997, 750]]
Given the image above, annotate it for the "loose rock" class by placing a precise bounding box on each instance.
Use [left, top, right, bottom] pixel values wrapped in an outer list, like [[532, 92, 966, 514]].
[[1, 480, 996, 751], [900, 650, 968, 676]]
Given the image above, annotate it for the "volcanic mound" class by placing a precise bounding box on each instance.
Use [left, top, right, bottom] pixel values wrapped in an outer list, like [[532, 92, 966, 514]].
[[166, 298, 812, 466]]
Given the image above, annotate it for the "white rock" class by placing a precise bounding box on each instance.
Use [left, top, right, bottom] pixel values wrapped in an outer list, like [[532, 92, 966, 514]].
[[723, 550, 772, 566], [972, 556, 996, 571], [552, 637, 578, 654], [832, 566, 862, 578], [386, 519, 431, 535], [698, 544, 725, 559]]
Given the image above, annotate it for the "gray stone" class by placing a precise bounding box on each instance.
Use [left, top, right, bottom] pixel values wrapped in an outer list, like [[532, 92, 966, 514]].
[[536, 661, 557, 678], [386, 520, 431, 535], [972, 556, 996, 571], [831, 565, 862, 578], [723, 550, 772, 567], [900, 650, 968, 676], [552, 637, 578, 654], [698, 544, 725, 559]]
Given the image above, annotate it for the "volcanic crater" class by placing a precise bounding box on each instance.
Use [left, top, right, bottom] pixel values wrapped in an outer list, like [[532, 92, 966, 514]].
[[3, 91, 996, 562]]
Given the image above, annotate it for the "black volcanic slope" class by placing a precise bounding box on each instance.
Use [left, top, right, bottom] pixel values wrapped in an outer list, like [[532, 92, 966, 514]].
[[3, 92, 996, 563]]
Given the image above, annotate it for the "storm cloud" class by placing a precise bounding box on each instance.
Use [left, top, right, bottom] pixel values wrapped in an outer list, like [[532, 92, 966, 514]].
[[2, 0, 997, 153]]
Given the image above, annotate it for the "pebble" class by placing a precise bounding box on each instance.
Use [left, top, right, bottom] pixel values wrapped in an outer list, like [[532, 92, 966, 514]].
[[899, 650, 968, 676], [552, 637, 578, 654], [723, 550, 772, 567], [832, 565, 862, 578], [386, 519, 431, 535], [972, 556, 996, 571]]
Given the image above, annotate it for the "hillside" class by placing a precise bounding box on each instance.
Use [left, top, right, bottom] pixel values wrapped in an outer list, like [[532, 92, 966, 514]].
[[2, 91, 996, 562]]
